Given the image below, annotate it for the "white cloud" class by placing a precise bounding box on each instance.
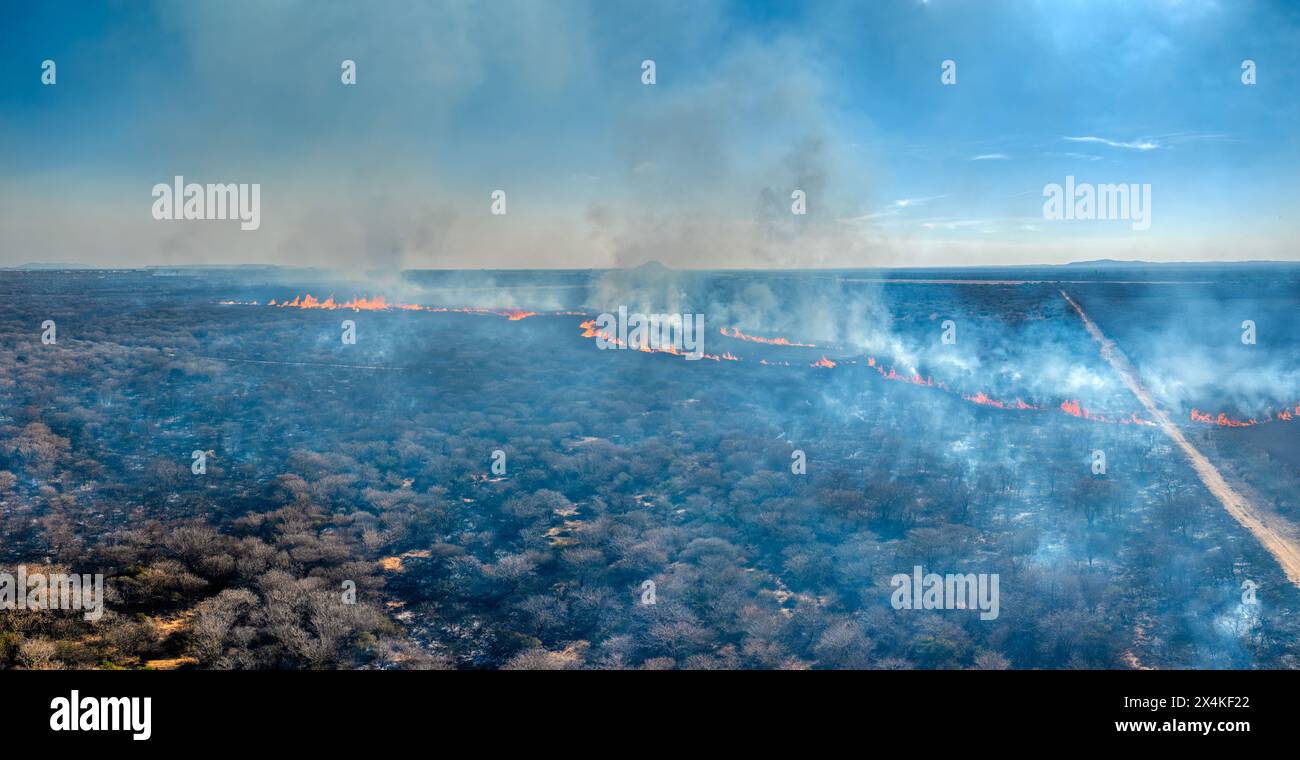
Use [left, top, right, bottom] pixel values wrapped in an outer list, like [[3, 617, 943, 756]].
[[1062, 136, 1161, 151], [892, 194, 949, 208]]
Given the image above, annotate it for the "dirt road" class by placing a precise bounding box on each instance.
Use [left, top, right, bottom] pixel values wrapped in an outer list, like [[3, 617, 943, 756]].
[[1062, 290, 1300, 587]]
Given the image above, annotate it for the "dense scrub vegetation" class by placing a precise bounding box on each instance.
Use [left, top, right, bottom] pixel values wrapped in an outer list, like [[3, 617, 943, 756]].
[[2, 269, 1297, 669]]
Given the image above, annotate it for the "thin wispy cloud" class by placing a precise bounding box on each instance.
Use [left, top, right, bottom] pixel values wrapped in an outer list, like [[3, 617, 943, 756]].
[[839, 210, 898, 223], [1154, 132, 1235, 143], [892, 194, 949, 209], [1062, 136, 1162, 151], [914, 216, 1040, 231], [837, 192, 951, 222], [838, 194, 951, 225], [969, 154, 1009, 161], [1045, 151, 1103, 162]]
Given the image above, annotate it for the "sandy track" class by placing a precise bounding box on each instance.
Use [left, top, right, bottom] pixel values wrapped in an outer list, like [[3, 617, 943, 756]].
[[1061, 290, 1300, 587]]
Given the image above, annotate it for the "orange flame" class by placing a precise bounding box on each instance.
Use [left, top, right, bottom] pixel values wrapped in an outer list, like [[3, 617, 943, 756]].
[[266, 294, 540, 319], [1190, 408, 1256, 427], [964, 391, 1005, 408], [1060, 399, 1090, 419], [577, 320, 734, 360], [583, 319, 1299, 429], [256, 299, 1298, 430], [720, 326, 816, 348]]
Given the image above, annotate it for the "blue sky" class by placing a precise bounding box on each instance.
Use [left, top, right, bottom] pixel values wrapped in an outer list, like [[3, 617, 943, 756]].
[[1, 0, 1296, 268]]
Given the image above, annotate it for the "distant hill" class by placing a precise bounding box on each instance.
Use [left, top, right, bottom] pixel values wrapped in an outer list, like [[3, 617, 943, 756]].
[[629, 259, 673, 274], [8, 262, 96, 270], [1063, 258, 1292, 267], [1063, 259, 1154, 267]]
